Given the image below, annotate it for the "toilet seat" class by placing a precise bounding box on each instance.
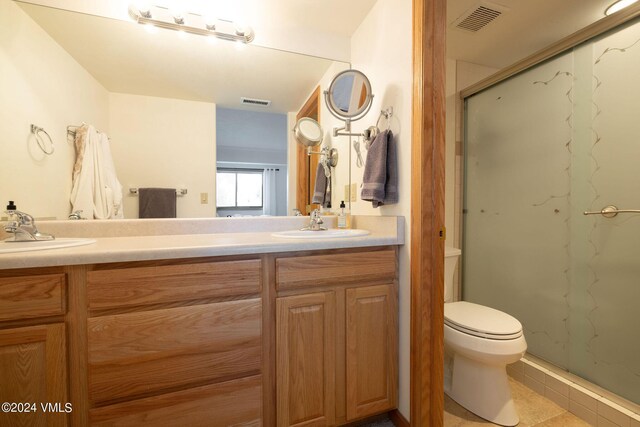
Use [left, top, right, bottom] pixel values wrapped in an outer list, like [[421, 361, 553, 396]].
[[445, 301, 522, 340]]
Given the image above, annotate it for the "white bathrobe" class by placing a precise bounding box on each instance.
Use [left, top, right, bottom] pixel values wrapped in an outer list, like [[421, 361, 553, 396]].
[[70, 125, 123, 219]]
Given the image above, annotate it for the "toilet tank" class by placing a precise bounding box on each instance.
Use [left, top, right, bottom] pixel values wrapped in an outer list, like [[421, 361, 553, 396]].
[[444, 247, 462, 303]]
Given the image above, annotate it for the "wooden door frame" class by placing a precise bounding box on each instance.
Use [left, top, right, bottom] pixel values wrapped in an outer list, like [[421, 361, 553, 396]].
[[411, 0, 446, 426], [296, 86, 321, 215]]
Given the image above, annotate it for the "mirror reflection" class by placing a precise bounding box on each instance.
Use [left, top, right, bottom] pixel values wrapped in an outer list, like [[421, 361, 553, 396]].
[[293, 118, 323, 148], [325, 69, 373, 120], [1, 0, 352, 219]]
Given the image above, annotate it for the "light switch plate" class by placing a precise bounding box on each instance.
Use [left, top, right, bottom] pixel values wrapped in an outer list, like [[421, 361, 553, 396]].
[[200, 193, 209, 204], [350, 183, 357, 202], [344, 184, 350, 202]]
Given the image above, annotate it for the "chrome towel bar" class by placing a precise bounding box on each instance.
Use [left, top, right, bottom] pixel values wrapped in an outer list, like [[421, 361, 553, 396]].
[[129, 188, 187, 196], [583, 205, 640, 218]]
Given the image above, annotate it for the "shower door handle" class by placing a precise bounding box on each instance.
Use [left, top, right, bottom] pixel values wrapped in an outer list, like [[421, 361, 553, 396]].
[[583, 205, 640, 218]]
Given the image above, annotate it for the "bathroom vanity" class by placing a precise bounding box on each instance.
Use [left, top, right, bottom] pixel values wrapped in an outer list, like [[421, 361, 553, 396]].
[[0, 217, 402, 427]]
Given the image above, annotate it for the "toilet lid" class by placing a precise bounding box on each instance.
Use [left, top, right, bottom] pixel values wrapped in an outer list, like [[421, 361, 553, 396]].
[[445, 301, 523, 340]]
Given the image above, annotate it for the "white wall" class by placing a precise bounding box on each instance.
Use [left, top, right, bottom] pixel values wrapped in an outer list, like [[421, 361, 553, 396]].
[[108, 93, 216, 219], [0, 0, 109, 219], [349, 0, 413, 419]]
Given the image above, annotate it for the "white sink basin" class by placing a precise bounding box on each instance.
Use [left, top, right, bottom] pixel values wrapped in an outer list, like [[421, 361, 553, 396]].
[[272, 229, 370, 239], [0, 238, 96, 254]]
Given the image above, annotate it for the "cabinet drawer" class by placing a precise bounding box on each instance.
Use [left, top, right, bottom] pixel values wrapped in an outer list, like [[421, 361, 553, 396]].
[[276, 249, 396, 291], [90, 375, 262, 427], [87, 259, 262, 310], [0, 274, 65, 321], [88, 298, 262, 404]]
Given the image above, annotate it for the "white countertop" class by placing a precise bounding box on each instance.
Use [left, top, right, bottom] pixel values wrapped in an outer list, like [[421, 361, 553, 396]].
[[0, 216, 404, 270]]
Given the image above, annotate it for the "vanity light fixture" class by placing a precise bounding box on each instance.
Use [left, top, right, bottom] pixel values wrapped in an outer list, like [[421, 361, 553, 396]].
[[605, 0, 639, 15], [128, 4, 255, 44]]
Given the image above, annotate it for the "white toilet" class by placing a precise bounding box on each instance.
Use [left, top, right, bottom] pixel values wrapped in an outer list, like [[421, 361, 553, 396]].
[[444, 247, 527, 426]]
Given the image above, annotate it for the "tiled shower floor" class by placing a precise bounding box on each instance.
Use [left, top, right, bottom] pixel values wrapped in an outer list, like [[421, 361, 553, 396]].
[[444, 377, 591, 426]]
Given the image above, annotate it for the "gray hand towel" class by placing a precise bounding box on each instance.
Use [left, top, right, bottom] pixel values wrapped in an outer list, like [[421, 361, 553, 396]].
[[311, 162, 331, 208], [138, 188, 177, 218], [361, 130, 397, 207], [383, 131, 398, 205]]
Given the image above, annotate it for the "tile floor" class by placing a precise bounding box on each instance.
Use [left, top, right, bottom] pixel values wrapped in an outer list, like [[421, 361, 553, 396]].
[[444, 377, 591, 426], [361, 375, 592, 426]]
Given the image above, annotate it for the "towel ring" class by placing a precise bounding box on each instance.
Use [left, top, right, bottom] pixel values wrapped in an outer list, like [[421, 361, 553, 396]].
[[30, 124, 55, 155], [376, 107, 393, 131]]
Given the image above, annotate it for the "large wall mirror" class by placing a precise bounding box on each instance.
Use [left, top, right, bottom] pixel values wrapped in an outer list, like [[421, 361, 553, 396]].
[[0, 0, 373, 220]]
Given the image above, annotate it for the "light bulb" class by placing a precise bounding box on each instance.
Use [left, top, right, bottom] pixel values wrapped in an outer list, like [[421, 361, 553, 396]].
[[605, 0, 639, 15], [234, 21, 248, 36], [203, 9, 216, 30], [234, 39, 246, 51], [136, 0, 152, 18], [144, 23, 157, 34], [170, 4, 186, 24]]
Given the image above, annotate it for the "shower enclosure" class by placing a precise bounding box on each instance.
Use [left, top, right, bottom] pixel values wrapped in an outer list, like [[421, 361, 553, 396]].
[[463, 18, 640, 405]]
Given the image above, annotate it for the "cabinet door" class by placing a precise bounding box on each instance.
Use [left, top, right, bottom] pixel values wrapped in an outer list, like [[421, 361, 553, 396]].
[[0, 323, 68, 427], [276, 292, 335, 427], [345, 284, 397, 420]]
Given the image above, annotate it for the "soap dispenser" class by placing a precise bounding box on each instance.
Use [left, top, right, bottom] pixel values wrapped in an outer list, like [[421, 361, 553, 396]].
[[337, 200, 350, 229], [5, 201, 17, 222]]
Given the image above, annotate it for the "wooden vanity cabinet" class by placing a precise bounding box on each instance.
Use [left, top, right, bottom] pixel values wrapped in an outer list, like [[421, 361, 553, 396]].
[[0, 271, 69, 427], [84, 258, 264, 427], [0, 246, 398, 427], [275, 249, 398, 426]]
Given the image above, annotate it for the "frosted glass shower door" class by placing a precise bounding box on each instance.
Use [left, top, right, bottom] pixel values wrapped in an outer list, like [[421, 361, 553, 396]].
[[464, 51, 574, 370], [569, 20, 640, 403], [463, 18, 640, 404]]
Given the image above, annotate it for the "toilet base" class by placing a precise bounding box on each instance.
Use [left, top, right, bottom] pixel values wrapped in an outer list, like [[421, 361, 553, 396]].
[[446, 353, 519, 426]]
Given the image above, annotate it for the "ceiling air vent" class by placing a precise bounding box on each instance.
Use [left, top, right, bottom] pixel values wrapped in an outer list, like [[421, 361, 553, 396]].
[[452, 2, 506, 33], [241, 97, 271, 107]]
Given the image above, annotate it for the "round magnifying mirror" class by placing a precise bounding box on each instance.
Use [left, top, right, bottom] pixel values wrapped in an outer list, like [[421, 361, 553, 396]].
[[293, 117, 323, 147], [325, 69, 373, 121]]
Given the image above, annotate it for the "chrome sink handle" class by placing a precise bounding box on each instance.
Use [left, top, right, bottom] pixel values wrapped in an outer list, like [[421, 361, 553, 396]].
[[301, 208, 327, 231], [4, 210, 54, 241]]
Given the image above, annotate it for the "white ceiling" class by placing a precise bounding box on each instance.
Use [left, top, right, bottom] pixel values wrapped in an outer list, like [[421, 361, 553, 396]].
[[19, 0, 622, 111], [447, 0, 615, 68], [18, 2, 362, 113]]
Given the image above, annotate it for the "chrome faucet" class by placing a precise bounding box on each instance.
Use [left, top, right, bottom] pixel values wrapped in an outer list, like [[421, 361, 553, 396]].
[[302, 208, 326, 231], [4, 210, 55, 241]]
